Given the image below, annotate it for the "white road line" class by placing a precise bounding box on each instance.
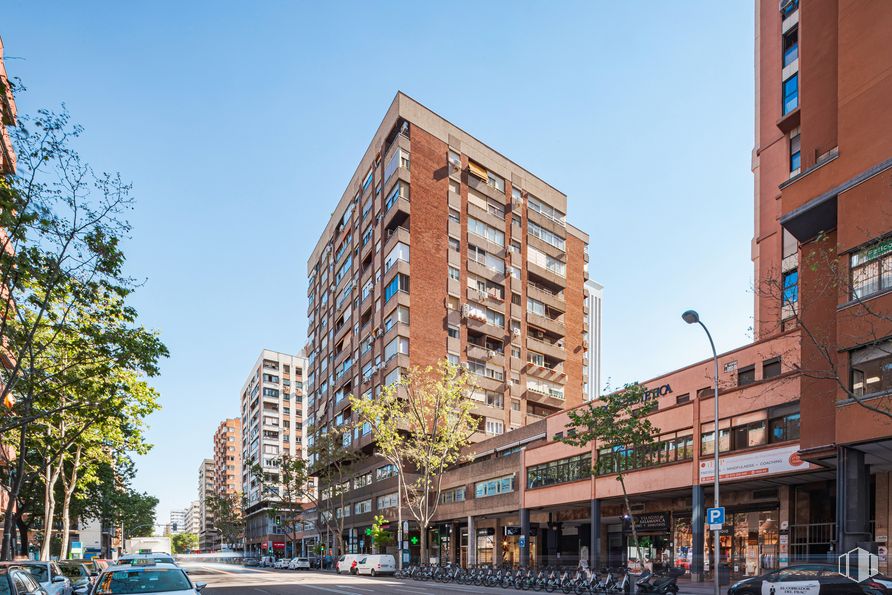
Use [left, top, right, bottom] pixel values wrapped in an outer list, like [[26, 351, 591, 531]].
[[302, 586, 366, 595], [336, 586, 375, 592]]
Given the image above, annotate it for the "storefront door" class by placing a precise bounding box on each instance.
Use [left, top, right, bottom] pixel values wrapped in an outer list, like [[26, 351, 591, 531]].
[[704, 509, 779, 579]]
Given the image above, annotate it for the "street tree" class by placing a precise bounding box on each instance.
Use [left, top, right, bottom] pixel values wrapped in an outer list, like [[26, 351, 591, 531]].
[[350, 359, 477, 565], [0, 107, 167, 560], [559, 382, 659, 570], [369, 514, 394, 554], [171, 533, 198, 555], [206, 492, 245, 551]]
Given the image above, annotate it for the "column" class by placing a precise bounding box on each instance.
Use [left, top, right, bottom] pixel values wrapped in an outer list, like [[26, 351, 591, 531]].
[[520, 508, 530, 567], [467, 516, 477, 568], [494, 518, 502, 567], [692, 484, 705, 581], [837, 446, 871, 553], [590, 499, 601, 570]]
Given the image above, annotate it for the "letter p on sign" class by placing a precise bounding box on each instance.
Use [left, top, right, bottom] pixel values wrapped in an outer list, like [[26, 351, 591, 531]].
[[707, 506, 724, 530]]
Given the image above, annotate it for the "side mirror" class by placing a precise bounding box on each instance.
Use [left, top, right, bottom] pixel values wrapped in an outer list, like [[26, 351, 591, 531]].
[[74, 587, 89, 595], [52, 575, 67, 582], [195, 582, 208, 592]]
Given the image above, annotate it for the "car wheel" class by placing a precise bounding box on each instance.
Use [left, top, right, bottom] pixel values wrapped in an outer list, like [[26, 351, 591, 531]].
[[371, 569, 376, 577]]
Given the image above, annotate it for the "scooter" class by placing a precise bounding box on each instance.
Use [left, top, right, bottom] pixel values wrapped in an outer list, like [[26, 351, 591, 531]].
[[634, 567, 683, 594]]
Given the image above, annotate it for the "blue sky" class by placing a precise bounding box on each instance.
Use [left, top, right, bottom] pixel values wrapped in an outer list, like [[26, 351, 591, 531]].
[[4, 1, 756, 526]]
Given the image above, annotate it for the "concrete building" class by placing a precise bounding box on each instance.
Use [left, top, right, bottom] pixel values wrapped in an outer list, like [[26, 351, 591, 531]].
[[198, 458, 216, 551], [239, 349, 307, 556], [583, 280, 603, 401], [304, 93, 595, 554], [0, 35, 16, 176], [213, 418, 242, 496], [184, 500, 200, 536], [169, 509, 187, 535]]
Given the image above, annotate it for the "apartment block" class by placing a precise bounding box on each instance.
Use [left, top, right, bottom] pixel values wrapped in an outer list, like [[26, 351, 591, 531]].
[[184, 500, 200, 536], [197, 458, 216, 551], [169, 509, 187, 535], [303, 92, 596, 555], [239, 349, 307, 556], [213, 417, 242, 496]]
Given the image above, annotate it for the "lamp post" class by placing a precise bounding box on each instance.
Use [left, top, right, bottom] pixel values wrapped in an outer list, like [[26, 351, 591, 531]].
[[682, 310, 720, 595]]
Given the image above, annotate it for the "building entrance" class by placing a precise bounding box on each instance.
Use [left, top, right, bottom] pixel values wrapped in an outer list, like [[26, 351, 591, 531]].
[[704, 509, 780, 579]]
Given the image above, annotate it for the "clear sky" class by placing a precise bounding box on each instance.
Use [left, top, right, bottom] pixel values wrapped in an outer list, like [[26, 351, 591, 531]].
[[4, 1, 756, 527]]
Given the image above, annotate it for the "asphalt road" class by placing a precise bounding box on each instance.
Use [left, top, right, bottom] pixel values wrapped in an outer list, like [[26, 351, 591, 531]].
[[183, 563, 535, 594]]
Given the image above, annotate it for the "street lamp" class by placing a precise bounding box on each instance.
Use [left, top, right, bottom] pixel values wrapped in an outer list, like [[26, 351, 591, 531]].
[[682, 310, 721, 595]]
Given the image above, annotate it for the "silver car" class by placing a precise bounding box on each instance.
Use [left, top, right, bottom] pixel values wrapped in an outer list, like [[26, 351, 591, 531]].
[[87, 563, 205, 595], [0, 562, 70, 595]]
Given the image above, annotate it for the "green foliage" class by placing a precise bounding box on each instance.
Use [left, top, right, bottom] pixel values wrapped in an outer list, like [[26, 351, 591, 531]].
[[206, 492, 245, 548], [369, 515, 394, 553], [171, 533, 198, 554]]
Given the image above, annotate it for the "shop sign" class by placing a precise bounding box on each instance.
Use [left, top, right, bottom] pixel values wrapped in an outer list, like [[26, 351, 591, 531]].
[[504, 526, 522, 536], [626, 512, 669, 533], [272, 542, 286, 549], [699, 444, 809, 482], [642, 384, 672, 401]]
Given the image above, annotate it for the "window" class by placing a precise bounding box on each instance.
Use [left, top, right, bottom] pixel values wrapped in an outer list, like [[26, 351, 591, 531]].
[[768, 406, 801, 442], [439, 486, 466, 504], [362, 168, 373, 191], [486, 391, 504, 408], [527, 454, 591, 489], [676, 393, 691, 405], [782, 270, 799, 317], [354, 499, 372, 515], [448, 265, 460, 281], [528, 221, 566, 250], [485, 419, 504, 435], [384, 148, 409, 180], [763, 358, 782, 379], [487, 171, 505, 193], [448, 236, 460, 252], [851, 339, 892, 397], [737, 365, 756, 386], [790, 131, 801, 173], [449, 208, 460, 223], [468, 244, 505, 274], [384, 305, 409, 331], [782, 74, 798, 115], [384, 242, 409, 271], [354, 473, 372, 489], [851, 238, 892, 300], [385, 181, 410, 211], [783, 27, 799, 67], [527, 297, 546, 317], [475, 475, 514, 498], [527, 195, 566, 225], [384, 336, 409, 361], [468, 217, 505, 246], [447, 325, 459, 339], [448, 149, 461, 170], [377, 493, 399, 510], [510, 266, 521, 280], [528, 245, 566, 277], [384, 273, 409, 302], [376, 464, 398, 480], [597, 431, 694, 475], [780, 0, 799, 19]]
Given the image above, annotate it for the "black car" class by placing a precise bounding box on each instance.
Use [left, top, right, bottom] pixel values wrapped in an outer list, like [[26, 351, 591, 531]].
[[0, 565, 48, 595], [728, 564, 889, 595]]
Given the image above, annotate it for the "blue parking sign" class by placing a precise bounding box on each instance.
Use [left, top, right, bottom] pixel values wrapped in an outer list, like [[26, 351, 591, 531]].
[[706, 506, 725, 529]]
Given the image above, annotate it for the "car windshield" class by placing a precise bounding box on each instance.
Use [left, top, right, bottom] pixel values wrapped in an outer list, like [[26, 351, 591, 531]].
[[96, 568, 192, 594], [0, 573, 10, 595], [59, 563, 88, 578], [22, 565, 48, 582]]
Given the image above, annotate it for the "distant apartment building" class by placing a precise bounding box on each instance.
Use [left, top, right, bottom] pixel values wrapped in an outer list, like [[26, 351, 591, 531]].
[[304, 92, 595, 554], [213, 418, 242, 496], [0, 35, 16, 175], [169, 509, 187, 535], [184, 500, 200, 536], [197, 458, 216, 550], [239, 349, 307, 556], [583, 280, 603, 400]]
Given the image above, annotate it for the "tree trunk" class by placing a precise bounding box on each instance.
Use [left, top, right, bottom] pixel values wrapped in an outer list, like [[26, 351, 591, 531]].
[[396, 494, 403, 569], [15, 513, 30, 558], [1, 425, 28, 560], [420, 522, 428, 566], [619, 475, 646, 578], [58, 445, 82, 560], [39, 455, 63, 560]]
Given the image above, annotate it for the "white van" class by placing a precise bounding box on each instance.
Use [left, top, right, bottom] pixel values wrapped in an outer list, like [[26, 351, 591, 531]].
[[336, 554, 362, 574], [355, 554, 396, 576]]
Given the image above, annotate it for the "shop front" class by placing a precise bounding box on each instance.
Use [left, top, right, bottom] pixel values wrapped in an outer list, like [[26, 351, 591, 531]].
[[625, 512, 672, 572]]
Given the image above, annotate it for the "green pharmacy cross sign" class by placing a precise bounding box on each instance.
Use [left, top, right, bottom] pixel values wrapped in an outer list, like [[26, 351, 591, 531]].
[[365, 528, 372, 536], [410, 536, 419, 545]]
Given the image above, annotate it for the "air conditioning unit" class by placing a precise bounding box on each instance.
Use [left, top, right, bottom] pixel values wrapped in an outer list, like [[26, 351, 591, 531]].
[[487, 350, 497, 359], [461, 304, 471, 317], [477, 289, 488, 301], [460, 362, 470, 370], [512, 328, 521, 337], [512, 197, 524, 208]]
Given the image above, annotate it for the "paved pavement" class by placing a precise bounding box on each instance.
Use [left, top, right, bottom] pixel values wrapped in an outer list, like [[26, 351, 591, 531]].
[[182, 563, 730, 594]]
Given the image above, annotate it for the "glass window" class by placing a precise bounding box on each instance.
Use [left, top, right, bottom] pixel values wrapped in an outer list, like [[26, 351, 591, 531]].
[[783, 74, 799, 115], [447, 325, 459, 339], [448, 236, 460, 252], [527, 454, 592, 489], [475, 474, 514, 498], [790, 131, 801, 172], [737, 366, 756, 386], [528, 221, 566, 250], [783, 27, 798, 67], [782, 270, 799, 318], [763, 358, 782, 379], [468, 217, 505, 246], [851, 238, 892, 300], [449, 265, 460, 281], [851, 339, 892, 397], [384, 273, 409, 302], [96, 568, 192, 594]]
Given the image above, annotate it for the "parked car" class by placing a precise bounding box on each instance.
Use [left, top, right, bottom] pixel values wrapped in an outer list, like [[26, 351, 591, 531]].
[[0, 565, 48, 595], [728, 564, 891, 595], [354, 554, 396, 577], [335, 554, 361, 575], [307, 556, 322, 569], [57, 561, 96, 592], [0, 561, 70, 595], [90, 562, 206, 594], [273, 558, 290, 569], [259, 556, 276, 568], [242, 558, 261, 568], [288, 558, 310, 570]]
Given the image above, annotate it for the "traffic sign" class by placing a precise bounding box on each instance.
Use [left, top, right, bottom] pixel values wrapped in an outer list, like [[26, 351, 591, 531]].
[[519, 535, 526, 549], [707, 506, 725, 530]]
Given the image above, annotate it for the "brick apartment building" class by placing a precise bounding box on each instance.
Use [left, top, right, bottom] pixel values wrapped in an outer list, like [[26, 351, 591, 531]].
[[304, 92, 597, 557], [239, 349, 308, 557], [213, 418, 242, 496], [0, 35, 16, 176], [197, 458, 216, 551]]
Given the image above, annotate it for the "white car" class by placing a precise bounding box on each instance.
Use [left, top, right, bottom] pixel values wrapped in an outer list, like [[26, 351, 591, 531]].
[[0, 560, 72, 595], [355, 554, 396, 576], [288, 557, 310, 570], [90, 562, 206, 594], [118, 553, 177, 566], [335, 554, 361, 575], [273, 558, 290, 569]]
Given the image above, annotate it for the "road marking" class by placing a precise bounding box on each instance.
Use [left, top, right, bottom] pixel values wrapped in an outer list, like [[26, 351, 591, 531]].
[[337, 586, 375, 592], [302, 586, 366, 595]]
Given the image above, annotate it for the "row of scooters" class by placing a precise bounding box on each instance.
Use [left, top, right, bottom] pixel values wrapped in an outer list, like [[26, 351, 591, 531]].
[[394, 562, 683, 593]]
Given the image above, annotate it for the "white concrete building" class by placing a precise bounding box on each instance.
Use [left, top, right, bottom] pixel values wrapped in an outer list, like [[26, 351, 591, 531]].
[[584, 279, 603, 400]]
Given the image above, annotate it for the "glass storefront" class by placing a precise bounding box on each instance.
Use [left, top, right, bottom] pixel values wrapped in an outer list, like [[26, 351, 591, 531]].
[[703, 509, 779, 578]]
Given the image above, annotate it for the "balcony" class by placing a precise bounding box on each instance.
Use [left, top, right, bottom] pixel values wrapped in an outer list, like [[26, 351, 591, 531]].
[[467, 258, 506, 284], [524, 385, 565, 408], [464, 315, 505, 340], [527, 283, 565, 313], [524, 361, 567, 384], [383, 225, 410, 259], [467, 173, 506, 203], [527, 336, 566, 361], [467, 202, 507, 237], [528, 233, 566, 262], [527, 260, 566, 289], [382, 187, 410, 232], [466, 286, 505, 308], [469, 371, 504, 392], [466, 343, 505, 368], [527, 312, 565, 337]]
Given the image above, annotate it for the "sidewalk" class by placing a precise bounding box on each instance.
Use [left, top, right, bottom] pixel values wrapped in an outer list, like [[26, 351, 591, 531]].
[[676, 577, 730, 594]]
